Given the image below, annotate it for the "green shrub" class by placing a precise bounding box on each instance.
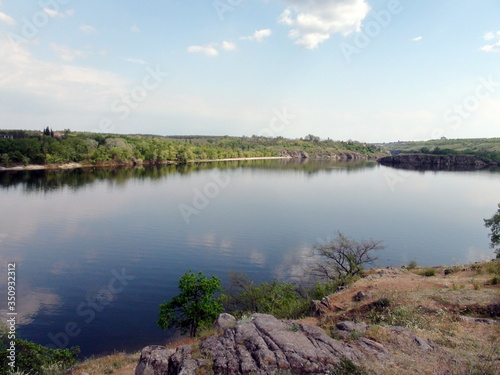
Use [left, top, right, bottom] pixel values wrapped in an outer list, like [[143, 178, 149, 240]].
[[224, 272, 310, 320], [0, 334, 79, 375], [329, 358, 368, 375], [373, 298, 391, 309], [422, 268, 436, 277]]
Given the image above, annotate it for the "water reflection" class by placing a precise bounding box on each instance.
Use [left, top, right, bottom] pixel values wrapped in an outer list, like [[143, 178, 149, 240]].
[[0, 159, 377, 193]]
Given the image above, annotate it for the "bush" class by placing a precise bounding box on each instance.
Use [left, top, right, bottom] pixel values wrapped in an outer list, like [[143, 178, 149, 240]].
[[329, 358, 368, 375], [0, 332, 79, 375], [224, 272, 310, 319], [422, 268, 436, 277], [407, 260, 418, 270]]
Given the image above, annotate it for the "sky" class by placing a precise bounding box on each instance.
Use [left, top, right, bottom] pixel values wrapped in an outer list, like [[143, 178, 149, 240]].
[[0, 0, 499, 142]]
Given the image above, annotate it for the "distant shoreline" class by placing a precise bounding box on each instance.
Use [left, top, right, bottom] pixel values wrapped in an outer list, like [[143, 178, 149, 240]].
[[0, 157, 293, 172]]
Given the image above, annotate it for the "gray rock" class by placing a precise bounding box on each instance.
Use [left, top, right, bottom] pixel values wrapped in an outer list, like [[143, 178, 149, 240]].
[[390, 326, 434, 351], [136, 314, 389, 375], [135, 345, 174, 375], [353, 291, 366, 301], [336, 321, 369, 333], [461, 316, 496, 324], [214, 312, 236, 331]]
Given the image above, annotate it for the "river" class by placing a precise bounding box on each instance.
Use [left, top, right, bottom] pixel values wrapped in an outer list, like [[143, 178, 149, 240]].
[[0, 159, 499, 356]]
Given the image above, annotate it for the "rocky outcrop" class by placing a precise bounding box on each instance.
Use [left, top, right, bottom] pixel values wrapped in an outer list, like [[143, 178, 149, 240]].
[[135, 314, 436, 375], [278, 150, 374, 160], [378, 154, 490, 170]]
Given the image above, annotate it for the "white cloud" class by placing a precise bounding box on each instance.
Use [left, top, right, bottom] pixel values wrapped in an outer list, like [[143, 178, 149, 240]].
[[481, 31, 500, 52], [43, 8, 74, 18], [50, 43, 90, 62], [0, 11, 15, 25], [278, 0, 371, 49], [411, 36, 422, 42], [241, 29, 272, 42], [187, 41, 237, 56], [80, 24, 97, 34], [483, 32, 495, 41], [187, 44, 219, 57], [0, 40, 127, 113], [222, 41, 236, 50], [131, 24, 140, 33], [123, 57, 149, 65]]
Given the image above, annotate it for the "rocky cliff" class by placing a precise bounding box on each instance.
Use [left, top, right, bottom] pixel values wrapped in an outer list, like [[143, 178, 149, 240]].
[[378, 153, 490, 170], [279, 150, 384, 160]]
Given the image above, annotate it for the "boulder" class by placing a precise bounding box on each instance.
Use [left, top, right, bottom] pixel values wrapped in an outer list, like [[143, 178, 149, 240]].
[[214, 313, 236, 331], [135, 314, 388, 375]]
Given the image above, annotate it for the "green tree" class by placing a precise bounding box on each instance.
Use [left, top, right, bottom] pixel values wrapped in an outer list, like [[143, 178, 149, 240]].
[[484, 203, 500, 258], [158, 271, 223, 337]]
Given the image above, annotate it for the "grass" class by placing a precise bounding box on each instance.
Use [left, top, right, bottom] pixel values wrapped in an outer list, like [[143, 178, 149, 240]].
[[66, 352, 139, 375]]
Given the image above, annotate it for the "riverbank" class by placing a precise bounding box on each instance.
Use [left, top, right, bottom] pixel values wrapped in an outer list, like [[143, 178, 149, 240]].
[[0, 158, 292, 171], [67, 260, 499, 375], [0, 154, 376, 172]]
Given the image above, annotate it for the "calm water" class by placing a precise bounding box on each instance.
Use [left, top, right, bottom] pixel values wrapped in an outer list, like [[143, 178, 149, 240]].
[[0, 159, 499, 357]]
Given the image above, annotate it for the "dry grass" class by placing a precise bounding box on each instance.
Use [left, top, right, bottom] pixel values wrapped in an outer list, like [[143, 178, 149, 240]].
[[66, 352, 139, 375], [317, 261, 500, 375]]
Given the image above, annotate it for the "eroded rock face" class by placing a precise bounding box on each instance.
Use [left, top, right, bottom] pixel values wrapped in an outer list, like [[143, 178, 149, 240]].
[[135, 314, 390, 375], [378, 154, 489, 170]]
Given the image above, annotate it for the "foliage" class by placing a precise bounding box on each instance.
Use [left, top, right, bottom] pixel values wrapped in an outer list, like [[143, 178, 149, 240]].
[[0, 324, 79, 375], [310, 231, 384, 283], [223, 272, 310, 319], [484, 203, 500, 258], [407, 260, 418, 270], [0, 130, 384, 167], [328, 358, 369, 375], [158, 271, 223, 337], [422, 268, 436, 277]]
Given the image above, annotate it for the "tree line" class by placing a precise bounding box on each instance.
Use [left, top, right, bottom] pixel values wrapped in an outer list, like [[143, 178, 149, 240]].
[[0, 130, 383, 167]]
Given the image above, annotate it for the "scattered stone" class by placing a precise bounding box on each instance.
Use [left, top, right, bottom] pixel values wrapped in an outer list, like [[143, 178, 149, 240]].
[[353, 291, 366, 302], [460, 316, 497, 325], [390, 326, 434, 351], [336, 321, 369, 334]]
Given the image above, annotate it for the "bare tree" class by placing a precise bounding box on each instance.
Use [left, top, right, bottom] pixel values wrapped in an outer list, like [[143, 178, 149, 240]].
[[309, 231, 384, 282]]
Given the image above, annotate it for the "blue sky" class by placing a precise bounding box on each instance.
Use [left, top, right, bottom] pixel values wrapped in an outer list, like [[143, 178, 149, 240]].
[[0, 0, 499, 142]]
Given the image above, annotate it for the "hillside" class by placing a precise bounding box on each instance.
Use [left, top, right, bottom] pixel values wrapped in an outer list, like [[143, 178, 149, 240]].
[[67, 261, 499, 375], [379, 138, 500, 154]]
